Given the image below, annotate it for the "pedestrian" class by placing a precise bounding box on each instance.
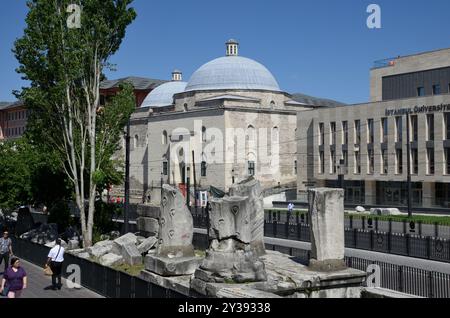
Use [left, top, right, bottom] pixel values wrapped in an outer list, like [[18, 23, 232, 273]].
[[1, 257, 27, 298], [288, 202, 294, 213], [46, 238, 65, 290], [0, 231, 13, 273]]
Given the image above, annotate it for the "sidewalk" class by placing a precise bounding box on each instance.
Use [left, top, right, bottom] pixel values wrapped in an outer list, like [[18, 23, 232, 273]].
[[0, 259, 103, 298]]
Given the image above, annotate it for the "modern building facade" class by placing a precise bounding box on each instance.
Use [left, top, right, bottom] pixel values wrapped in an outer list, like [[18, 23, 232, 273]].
[[0, 101, 28, 141], [297, 47, 450, 209]]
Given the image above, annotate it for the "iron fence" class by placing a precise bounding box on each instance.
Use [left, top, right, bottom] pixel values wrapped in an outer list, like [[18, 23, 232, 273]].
[[191, 212, 450, 263], [11, 238, 188, 298]]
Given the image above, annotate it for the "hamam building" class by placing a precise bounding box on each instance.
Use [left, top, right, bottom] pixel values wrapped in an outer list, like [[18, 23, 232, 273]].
[[297, 47, 450, 209], [123, 40, 337, 204]]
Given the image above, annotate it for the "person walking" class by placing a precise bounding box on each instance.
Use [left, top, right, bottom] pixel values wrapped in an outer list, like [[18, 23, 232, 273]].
[[1, 257, 27, 298], [46, 238, 65, 290], [0, 231, 13, 273]]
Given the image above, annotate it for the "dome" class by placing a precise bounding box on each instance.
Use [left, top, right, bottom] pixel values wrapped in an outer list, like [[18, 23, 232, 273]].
[[141, 81, 187, 108], [185, 56, 281, 92]]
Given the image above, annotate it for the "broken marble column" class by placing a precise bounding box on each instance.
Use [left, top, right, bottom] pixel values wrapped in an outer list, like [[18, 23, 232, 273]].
[[229, 177, 265, 256], [193, 194, 267, 285], [145, 185, 202, 276], [308, 188, 346, 271]]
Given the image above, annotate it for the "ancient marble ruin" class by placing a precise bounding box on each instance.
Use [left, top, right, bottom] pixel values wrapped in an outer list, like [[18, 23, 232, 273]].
[[192, 180, 267, 287], [144, 185, 202, 276], [308, 188, 347, 272], [228, 177, 266, 256]]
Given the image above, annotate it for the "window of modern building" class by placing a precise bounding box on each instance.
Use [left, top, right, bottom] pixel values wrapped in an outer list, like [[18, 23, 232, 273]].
[[427, 114, 435, 141], [367, 119, 374, 144], [201, 161, 207, 177], [396, 149, 403, 174], [330, 150, 336, 174], [354, 150, 361, 174], [342, 121, 348, 145], [248, 161, 255, 176], [354, 120, 361, 145], [411, 149, 418, 175], [417, 87, 425, 97], [342, 150, 348, 172], [319, 123, 324, 146], [330, 122, 336, 145], [410, 115, 418, 142], [445, 113, 450, 140], [381, 118, 388, 143], [381, 150, 388, 175], [427, 148, 435, 175], [433, 84, 441, 95], [319, 151, 325, 174], [395, 116, 403, 142], [368, 149, 374, 174], [445, 149, 450, 175], [163, 162, 168, 176], [162, 131, 168, 145]]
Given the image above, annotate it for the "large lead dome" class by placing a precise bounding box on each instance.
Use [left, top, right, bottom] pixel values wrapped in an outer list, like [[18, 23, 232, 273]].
[[185, 40, 281, 92], [142, 70, 187, 108]]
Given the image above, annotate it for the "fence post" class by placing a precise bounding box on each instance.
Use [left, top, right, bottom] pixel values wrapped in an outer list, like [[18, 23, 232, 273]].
[[349, 215, 353, 229], [427, 236, 432, 259], [370, 230, 374, 250], [403, 220, 407, 234], [375, 217, 379, 231], [398, 266, 404, 293], [362, 216, 366, 230], [429, 271, 434, 299], [273, 216, 277, 238], [418, 221, 423, 237], [354, 229, 358, 248], [406, 234, 410, 256], [434, 222, 439, 238], [388, 231, 392, 253], [388, 219, 393, 233]]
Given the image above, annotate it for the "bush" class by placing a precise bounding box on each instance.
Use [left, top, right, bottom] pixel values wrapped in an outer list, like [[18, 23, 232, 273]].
[[94, 200, 121, 236], [47, 200, 72, 233]]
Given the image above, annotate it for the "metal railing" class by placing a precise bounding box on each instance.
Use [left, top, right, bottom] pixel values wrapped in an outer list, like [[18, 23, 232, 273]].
[[192, 232, 450, 298], [192, 211, 450, 263], [11, 238, 188, 298]]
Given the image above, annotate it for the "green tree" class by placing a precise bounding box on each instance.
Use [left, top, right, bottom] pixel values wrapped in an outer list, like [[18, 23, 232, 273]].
[[14, 0, 137, 247], [0, 138, 71, 211]]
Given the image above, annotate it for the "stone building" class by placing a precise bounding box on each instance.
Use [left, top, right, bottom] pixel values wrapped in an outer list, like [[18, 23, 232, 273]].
[[124, 40, 330, 204], [0, 101, 28, 141], [297, 47, 450, 209]]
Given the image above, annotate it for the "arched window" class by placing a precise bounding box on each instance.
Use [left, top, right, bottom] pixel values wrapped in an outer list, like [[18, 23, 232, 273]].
[[162, 131, 168, 145], [134, 135, 139, 148], [184, 104, 188, 112], [202, 126, 207, 142], [270, 101, 275, 109]]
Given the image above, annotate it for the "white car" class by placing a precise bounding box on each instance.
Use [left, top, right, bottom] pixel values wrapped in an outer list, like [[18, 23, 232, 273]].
[[370, 208, 403, 216]]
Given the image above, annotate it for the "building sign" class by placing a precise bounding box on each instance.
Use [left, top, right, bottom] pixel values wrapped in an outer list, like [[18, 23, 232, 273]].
[[385, 103, 450, 117]]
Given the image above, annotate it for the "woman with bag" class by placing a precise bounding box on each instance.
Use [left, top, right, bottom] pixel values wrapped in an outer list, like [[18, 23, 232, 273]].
[[0, 257, 27, 298], [46, 238, 65, 290]]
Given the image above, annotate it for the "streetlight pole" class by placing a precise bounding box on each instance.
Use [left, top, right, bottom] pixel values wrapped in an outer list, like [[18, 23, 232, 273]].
[[123, 119, 130, 234], [406, 113, 412, 218], [186, 167, 191, 211]]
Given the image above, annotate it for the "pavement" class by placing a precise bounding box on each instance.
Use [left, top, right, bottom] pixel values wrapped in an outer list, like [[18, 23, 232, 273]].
[[0, 260, 103, 298]]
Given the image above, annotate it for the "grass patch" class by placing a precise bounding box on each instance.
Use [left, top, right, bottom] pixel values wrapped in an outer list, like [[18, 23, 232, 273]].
[[345, 213, 450, 226], [265, 209, 450, 226], [112, 263, 145, 276]]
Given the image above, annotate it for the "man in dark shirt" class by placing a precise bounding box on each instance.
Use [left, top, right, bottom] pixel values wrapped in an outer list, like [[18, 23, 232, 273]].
[[0, 231, 13, 273]]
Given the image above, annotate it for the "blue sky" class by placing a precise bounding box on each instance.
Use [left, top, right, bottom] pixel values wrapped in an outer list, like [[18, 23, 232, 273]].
[[1, 0, 450, 104]]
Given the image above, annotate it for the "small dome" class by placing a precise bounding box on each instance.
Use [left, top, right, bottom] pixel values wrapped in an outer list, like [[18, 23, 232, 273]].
[[185, 56, 281, 92], [142, 81, 187, 108]]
